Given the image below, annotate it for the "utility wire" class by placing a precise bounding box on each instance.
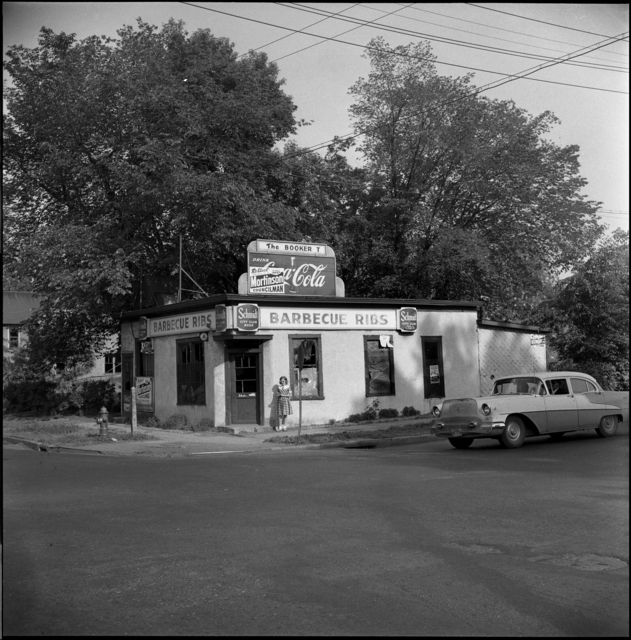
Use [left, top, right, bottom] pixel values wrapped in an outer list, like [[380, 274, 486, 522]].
[[270, 2, 414, 63], [279, 2, 627, 72], [372, 3, 629, 64], [465, 3, 630, 39], [237, 2, 362, 59], [286, 30, 629, 158], [178, 2, 628, 93], [400, 4, 627, 59]]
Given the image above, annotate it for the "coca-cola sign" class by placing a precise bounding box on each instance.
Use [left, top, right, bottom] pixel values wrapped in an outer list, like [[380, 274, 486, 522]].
[[247, 252, 336, 296]]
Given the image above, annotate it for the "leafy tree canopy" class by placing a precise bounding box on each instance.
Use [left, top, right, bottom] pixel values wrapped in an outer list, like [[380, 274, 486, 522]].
[[342, 37, 604, 320], [3, 19, 318, 366], [540, 229, 629, 390]]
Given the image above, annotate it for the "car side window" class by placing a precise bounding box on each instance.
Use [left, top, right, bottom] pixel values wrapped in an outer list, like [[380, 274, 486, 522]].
[[546, 379, 570, 395], [570, 378, 590, 394]]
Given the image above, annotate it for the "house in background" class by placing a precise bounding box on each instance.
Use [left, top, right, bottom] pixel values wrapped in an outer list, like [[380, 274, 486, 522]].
[[3, 291, 40, 356], [3, 290, 121, 390]]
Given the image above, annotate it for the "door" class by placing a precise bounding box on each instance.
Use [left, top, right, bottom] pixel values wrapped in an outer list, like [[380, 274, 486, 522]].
[[422, 337, 445, 398], [543, 377, 579, 432], [230, 351, 260, 424]]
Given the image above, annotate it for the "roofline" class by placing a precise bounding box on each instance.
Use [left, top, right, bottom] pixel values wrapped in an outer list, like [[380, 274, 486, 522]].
[[478, 319, 549, 334], [118, 294, 482, 320]]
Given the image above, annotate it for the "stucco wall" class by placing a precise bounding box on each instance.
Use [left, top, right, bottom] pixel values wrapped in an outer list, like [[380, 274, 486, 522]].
[[259, 309, 480, 426], [122, 307, 481, 427], [478, 328, 547, 396]]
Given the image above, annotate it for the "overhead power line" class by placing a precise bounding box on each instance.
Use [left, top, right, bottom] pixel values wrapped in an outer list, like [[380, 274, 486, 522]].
[[178, 2, 629, 94], [380, 3, 629, 64], [288, 29, 629, 158], [237, 2, 362, 59], [271, 2, 414, 63], [465, 2, 631, 39], [278, 2, 627, 72]]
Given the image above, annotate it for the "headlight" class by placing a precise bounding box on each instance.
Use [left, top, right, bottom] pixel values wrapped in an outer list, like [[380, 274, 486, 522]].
[[432, 406, 441, 417], [481, 403, 492, 416]]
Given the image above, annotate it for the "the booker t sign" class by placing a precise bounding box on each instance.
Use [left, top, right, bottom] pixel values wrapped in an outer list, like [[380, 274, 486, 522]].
[[247, 239, 336, 296]]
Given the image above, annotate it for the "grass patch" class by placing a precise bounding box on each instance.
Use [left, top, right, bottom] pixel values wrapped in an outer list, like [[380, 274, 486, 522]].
[[265, 421, 432, 445], [3, 419, 158, 446]]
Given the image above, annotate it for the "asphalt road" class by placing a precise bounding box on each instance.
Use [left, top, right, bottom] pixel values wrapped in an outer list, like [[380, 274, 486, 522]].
[[3, 426, 629, 636]]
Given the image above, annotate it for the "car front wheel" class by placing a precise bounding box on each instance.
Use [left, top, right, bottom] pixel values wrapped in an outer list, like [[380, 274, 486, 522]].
[[596, 415, 618, 438], [448, 437, 473, 449], [499, 416, 526, 449]]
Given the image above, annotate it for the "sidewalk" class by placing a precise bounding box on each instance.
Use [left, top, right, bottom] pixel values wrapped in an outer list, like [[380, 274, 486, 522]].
[[3, 416, 435, 457]]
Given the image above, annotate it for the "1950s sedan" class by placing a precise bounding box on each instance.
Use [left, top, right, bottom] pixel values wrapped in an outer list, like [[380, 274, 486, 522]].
[[430, 371, 629, 449]]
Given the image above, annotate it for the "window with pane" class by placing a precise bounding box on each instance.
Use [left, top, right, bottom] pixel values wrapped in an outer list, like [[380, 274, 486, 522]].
[[9, 327, 19, 349], [235, 353, 257, 394], [289, 335, 323, 399], [176, 340, 205, 404], [364, 336, 395, 396], [104, 352, 121, 374], [422, 336, 445, 398]]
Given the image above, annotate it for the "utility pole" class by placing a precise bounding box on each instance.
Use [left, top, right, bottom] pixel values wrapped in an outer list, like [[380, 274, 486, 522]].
[[178, 234, 182, 303]]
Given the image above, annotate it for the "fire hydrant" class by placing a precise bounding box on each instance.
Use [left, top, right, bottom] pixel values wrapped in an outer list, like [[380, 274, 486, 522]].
[[96, 406, 109, 437]]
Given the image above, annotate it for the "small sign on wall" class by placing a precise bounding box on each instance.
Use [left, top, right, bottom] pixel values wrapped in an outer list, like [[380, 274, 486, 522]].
[[236, 304, 259, 331], [429, 365, 440, 384], [398, 307, 417, 332], [135, 376, 154, 412]]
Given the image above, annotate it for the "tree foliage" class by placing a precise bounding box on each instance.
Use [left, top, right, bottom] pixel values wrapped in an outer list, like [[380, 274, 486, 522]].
[[542, 230, 629, 390], [342, 37, 603, 319], [3, 19, 313, 366]]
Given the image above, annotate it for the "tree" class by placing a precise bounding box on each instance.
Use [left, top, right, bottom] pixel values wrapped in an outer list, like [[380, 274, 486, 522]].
[[542, 230, 629, 390], [344, 37, 603, 318], [3, 19, 310, 367]]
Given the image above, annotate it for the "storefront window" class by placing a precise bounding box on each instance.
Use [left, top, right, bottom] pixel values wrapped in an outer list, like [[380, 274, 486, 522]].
[[364, 336, 395, 396], [289, 335, 323, 399], [176, 339, 205, 405]]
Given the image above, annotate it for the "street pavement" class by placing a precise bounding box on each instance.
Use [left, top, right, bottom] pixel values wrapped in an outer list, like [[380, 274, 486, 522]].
[[3, 415, 435, 457]]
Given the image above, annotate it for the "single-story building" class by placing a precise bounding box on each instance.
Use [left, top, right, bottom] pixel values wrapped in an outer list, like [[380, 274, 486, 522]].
[[117, 241, 548, 428]]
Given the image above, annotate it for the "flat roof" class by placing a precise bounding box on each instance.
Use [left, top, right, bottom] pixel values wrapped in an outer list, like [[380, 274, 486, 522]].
[[119, 294, 482, 320]]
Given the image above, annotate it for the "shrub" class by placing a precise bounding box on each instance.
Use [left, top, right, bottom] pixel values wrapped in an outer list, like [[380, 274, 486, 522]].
[[144, 416, 162, 429], [401, 406, 420, 417], [379, 407, 399, 419], [191, 418, 214, 432], [82, 379, 116, 414], [162, 413, 188, 430], [3, 379, 58, 413], [347, 413, 364, 423]]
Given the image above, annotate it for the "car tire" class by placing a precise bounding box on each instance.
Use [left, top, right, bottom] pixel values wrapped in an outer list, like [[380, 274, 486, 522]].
[[448, 437, 473, 449], [548, 432, 565, 441], [499, 416, 526, 449], [596, 415, 618, 438]]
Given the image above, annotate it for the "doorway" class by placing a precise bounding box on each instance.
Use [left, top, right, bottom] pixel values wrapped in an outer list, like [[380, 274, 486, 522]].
[[229, 350, 260, 424]]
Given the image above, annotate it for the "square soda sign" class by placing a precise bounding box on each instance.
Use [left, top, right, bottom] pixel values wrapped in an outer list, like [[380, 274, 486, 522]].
[[247, 240, 336, 296]]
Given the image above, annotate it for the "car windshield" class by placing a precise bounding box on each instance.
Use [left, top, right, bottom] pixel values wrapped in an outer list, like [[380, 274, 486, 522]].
[[492, 377, 546, 395]]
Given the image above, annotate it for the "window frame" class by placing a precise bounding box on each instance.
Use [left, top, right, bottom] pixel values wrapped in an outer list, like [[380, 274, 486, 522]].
[[288, 334, 324, 400], [104, 352, 122, 374], [363, 335, 395, 397], [176, 338, 206, 405]]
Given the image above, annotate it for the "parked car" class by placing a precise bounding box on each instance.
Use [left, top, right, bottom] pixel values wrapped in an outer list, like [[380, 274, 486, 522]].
[[430, 371, 629, 449]]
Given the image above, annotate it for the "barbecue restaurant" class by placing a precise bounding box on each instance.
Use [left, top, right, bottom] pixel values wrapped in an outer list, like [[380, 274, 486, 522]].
[[118, 240, 548, 429]]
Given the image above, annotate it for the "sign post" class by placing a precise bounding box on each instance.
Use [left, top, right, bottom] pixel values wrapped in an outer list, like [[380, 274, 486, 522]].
[[131, 386, 137, 437]]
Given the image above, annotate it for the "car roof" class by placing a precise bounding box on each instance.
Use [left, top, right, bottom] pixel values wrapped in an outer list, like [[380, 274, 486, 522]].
[[496, 372, 597, 382]]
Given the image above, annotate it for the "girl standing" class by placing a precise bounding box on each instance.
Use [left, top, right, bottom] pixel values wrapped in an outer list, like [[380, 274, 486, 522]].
[[276, 376, 292, 431]]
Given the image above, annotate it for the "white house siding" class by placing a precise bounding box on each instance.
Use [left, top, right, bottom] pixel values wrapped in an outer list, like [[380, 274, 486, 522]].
[[478, 326, 547, 396]]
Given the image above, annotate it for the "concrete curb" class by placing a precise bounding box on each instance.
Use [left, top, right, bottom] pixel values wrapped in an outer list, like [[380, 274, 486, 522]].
[[4, 433, 437, 456], [256, 433, 436, 452]]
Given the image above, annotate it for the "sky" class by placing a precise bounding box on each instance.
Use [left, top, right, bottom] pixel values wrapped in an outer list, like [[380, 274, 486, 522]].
[[3, 2, 629, 234]]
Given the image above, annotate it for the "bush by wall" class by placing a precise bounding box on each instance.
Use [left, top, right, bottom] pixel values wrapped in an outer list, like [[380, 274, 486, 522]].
[[3, 377, 117, 416]]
